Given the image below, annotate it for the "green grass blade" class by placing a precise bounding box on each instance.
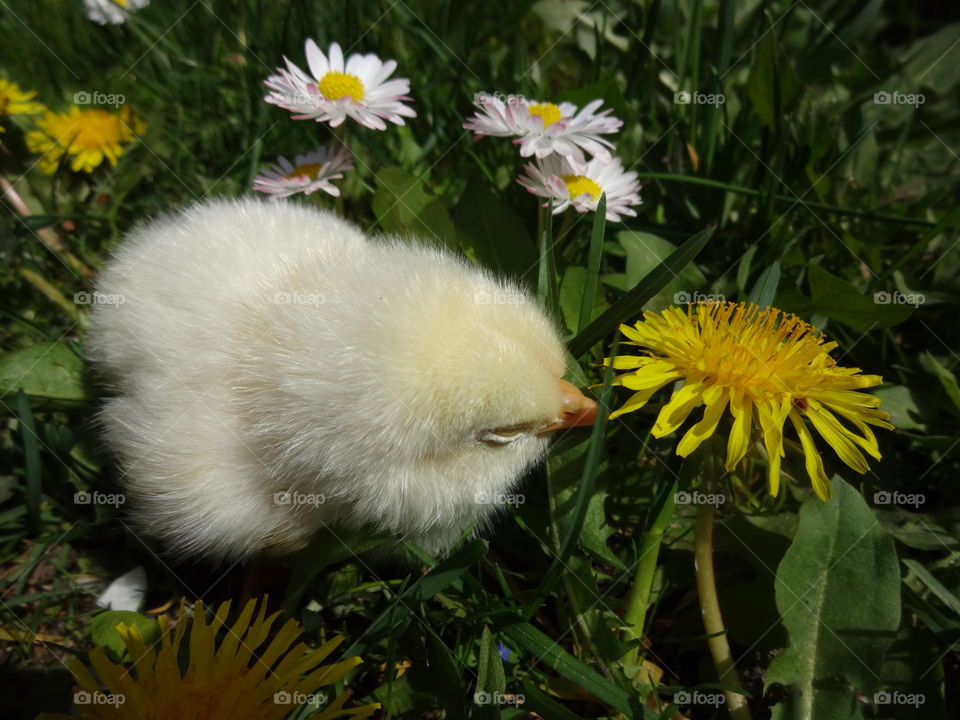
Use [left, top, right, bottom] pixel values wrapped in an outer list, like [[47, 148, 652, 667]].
[[570, 226, 714, 357], [501, 621, 654, 719], [16, 390, 42, 534], [577, 195, 606, 333]]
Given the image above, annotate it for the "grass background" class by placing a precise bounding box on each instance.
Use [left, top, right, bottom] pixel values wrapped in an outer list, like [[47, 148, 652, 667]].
[[1, 0, 960, 718]]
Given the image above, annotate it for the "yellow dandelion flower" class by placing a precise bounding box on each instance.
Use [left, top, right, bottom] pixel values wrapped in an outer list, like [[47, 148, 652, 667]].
[[25, 105, 145, 174], [0, 78, 47, 134], [606, 302, 893, 500], [36, 596, 380, 720]]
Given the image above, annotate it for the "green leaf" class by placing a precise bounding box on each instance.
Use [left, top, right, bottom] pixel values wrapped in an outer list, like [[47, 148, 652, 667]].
[[619, 230, 707, 310], [500, 621, 653, 719], [570, 226, 714, 357], [903, 558, 960, 618], [766, 476, 900, 720], [807, 264, 912, 332], [89, 610, 160, 663], [871, 385, 925, 432], [919, 352, 960, 413], [0, 342, 86, 408], [372, 167, 457, 248], [559, 266, 607, 337], [748, 262, 781, 308], [454, 176, 537, 281], [16, 391, 42, 534], [578, 196, 606, 333], [475, 626, 507, 719]]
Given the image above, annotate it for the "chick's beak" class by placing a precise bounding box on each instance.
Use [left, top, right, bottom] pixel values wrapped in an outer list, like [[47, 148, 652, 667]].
[[537, 379, 599, 436]]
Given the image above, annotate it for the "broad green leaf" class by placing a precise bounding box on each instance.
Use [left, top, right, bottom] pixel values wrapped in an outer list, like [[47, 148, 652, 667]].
[[559, 266, 608, 337], [0, 342, 86, 407], [766, 476, 900, 720], [808, 264, 912, 332], [871, 385, 925, 432], [475, 626, 507, 719], [372, 167, 458, 248], [919, 352, 960, 413], [619, 230, 707, 310], [454, 176, 536, 281], [89, 610, 160, 663]]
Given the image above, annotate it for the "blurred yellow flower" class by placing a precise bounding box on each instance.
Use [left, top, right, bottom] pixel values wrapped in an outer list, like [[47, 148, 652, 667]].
[[26, 105, 146, 173], [36, 596, 380, 720], [606, 302, 892, 500], [0, 78, 46, 133]]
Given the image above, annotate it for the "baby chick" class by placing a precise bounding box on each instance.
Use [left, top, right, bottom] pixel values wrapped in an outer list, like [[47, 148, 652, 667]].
[[87, 199, 596, 562]]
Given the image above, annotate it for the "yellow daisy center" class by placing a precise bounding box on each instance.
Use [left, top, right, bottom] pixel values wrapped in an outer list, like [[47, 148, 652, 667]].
[[562, 174, 602, 200], [318, 72, 365, 102], [528, 102, 562, 127], [285, 162, 324, 180]]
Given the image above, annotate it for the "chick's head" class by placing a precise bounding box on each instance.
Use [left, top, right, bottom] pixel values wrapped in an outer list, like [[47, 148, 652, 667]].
[[237, 240, 595, 549]]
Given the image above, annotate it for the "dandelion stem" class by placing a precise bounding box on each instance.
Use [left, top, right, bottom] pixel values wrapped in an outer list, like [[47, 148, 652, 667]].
[[694, 501, 752, 720]]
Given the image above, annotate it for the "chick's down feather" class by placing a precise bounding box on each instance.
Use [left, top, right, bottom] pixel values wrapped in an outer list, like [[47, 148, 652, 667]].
[[87, 198, 594, 561]]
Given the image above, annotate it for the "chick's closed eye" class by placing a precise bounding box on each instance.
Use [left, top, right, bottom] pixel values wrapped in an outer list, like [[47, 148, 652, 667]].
[[87, 198, 597, 562]]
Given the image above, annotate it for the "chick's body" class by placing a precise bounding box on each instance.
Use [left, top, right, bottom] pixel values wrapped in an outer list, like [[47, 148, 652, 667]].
[[88, 199, 582, 561]]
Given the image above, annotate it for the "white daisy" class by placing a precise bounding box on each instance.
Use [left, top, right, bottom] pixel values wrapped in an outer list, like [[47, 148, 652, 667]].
[[263, 39, 416, 130], [83, 0, 149, 25], [464, 94, 623, 162], [518, 155, 642, 222], [252, 145, 354, 199]]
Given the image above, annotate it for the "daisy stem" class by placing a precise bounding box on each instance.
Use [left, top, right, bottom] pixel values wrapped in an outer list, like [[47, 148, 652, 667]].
[[694, 501, 753, 720], [333, 124, 347, 218], [537, 200, 558, 317], [621, 479, 676, 673]]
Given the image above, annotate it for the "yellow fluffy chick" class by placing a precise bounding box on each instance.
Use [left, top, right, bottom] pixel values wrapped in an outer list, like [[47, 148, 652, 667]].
[[87, 199, 596, 561]]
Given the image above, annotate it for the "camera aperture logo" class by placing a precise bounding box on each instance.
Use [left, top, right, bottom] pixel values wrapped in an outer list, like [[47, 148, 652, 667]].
[[474, 289, 524, 305], [74, 490, 125, 508], [674, 290, 725, 305], [473, 691, 525, 707], [273, 490, 326, 507]]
